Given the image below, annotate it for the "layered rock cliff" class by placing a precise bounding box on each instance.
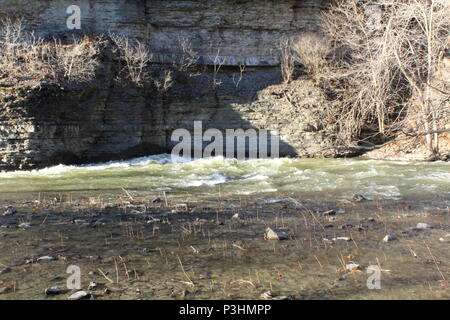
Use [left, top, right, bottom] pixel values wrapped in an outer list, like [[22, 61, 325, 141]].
[[0, 0, 347, 171]]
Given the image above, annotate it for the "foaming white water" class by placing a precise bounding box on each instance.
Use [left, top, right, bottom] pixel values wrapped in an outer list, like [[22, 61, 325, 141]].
[[0, 155, 448, 199]]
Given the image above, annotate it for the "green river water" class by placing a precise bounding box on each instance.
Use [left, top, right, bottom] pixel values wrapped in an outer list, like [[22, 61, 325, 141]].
[[0, 156, 449, 300], [0, 155, 449, 201]]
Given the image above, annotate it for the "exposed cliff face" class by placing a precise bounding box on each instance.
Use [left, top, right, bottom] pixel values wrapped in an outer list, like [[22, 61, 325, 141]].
[[0, 0, 344, 171], [1, 0, 330, 65]]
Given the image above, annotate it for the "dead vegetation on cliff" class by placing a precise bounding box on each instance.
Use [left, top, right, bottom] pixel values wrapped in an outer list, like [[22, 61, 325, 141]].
[[282, 0, 449, 159], [0, 19, 102, 84]]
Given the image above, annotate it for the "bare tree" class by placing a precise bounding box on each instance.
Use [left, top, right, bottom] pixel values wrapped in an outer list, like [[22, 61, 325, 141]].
[[110, 33, 152, 86], [53, 35, 102, 82], [321, 0, 449, 152], [387, 0, 449, 154]]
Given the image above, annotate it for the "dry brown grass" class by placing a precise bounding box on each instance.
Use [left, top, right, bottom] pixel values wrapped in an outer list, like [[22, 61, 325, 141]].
[[0, 19, 101, 83]]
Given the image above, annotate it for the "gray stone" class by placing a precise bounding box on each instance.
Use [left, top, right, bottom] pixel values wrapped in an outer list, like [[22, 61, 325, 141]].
[[383, 234, 398, 242], [0, 267, 11, 275], [18, 222, 31, 229], [352, 194, 372, 202], [3, 207, 16, 216], [68, 290, 91, 300], [416, 222, 432, 230], [37, 256, 56, 262], [45, 286, 62, 295], [439, 234, 450, 243], [264, 227, 289, 240]]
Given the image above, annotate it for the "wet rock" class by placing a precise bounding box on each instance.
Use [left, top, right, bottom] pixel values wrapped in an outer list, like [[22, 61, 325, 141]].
[[346, 263, 364, 271], [260, 290, 293, 300], [73, 219, 88, 225], [190, 206, 200, 214], [68, 290, 91, 300], [357, 224, 368, 232], [37, 255, 56, 262], [416, 223, 432, 230], [0, 267, 11, 275], [439, 234, 450, 243], [352, 194, 372, 202], [88, 282, 97, 290], [3, 206, 17, 216], [264, 227, 289, 240], [152, 198, 162, 204], [25, 258, 38, 264], [18, 222, 31, 229], [332, 236, 352, 242], [175, 203, 188, 211], [383, 234, 398, 242], [45, 286, 62, 295], [146, 217, 161, 224]]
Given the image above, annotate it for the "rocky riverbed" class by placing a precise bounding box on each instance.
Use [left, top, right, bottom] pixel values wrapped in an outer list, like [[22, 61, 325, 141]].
[[0, 191, 449, 300]]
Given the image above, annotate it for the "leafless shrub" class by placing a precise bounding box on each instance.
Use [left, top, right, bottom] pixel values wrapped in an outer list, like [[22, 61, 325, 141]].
[[232, 64, 246, 88], [321, 0, 449, 153], [52, 35, 102, 82], [153, 69, 173, 92], [279, 38, 296, 84], [209, 48, 226, 88], [110, 33, 152, 86], [387, 0, 449, 154], [0, 19, 47, 80], [174, 37, 198, 73], [0, 19, 100, 83], [291, 33, 331, 81]]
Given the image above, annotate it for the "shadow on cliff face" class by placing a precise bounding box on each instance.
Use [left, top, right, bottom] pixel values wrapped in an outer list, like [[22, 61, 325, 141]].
[[0, 60, 304, 170], [80, 64, 299, 164]]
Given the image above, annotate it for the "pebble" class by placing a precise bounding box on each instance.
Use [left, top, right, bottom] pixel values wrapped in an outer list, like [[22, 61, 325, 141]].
[[260, 290, 293, 300], [323, 238, 334, 245], [264, 227, 289, 240], [3, 206, 17, 216], [383, 234, 398, 242], [332, 236, 352, 242], [88, 282, 97, 290], [0, 267, 11, 275], [45, 286, 62, 295], [25, 258, 38, 264], [439, 234, 450, 243], [322, 209, 336, 216], [352, 194, 372, 202], [346, 263, 364, 271], [18, 222, 31, 229], [68, 290, 91, 300], [37, 255, 56, 262], [231, 213, 240, 220], [73, 219, 88, 225], [416, 222, 432, 230]]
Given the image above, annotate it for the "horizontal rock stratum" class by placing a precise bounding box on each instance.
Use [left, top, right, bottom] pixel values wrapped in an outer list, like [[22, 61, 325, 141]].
[[0, 0, 354, 171]]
